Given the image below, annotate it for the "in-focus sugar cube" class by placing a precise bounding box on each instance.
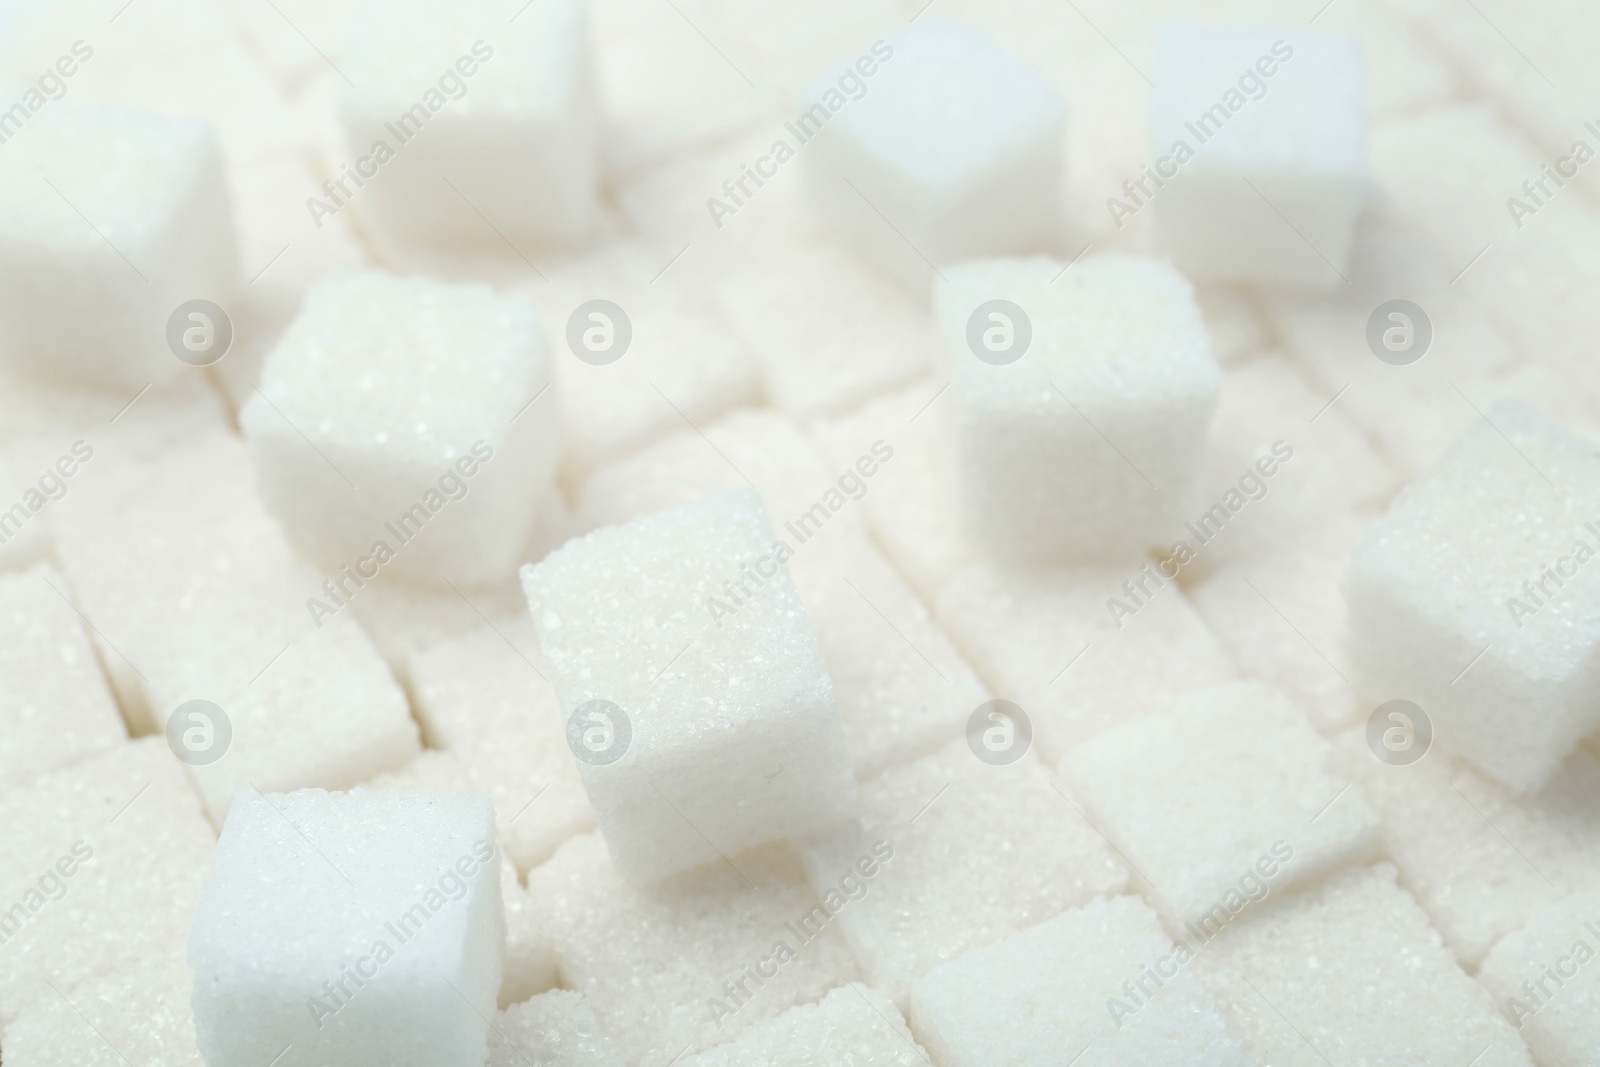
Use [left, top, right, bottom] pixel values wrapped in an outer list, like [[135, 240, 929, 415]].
[[1345, 401, 1600, 792], [798, 736, 1127, 1004], [188, 789, 503, 1067], [341, 0, 598, 248], [522, 490, 856, 882], [487, 989, 623, 1067], [1061, 681, 1380, 925], [0, 563, 125, 789], [0, 106, 239, 390], [800, 17, 1065, 293], [242, 271, 559, 587], [936, 254, 1221, 562], [1150, 26, 1366, 289], [909, 896, 1252, 1067], [683, 982, 929, 1066], [1478, 889, 1600, 1067]]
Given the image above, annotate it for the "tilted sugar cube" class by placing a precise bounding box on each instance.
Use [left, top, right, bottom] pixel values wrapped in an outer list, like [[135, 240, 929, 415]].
[[522, 490, 856, 881], [909, 896, 1252, 1067], [1192, 864, 1534, 1067], [188, 789, 504, 1067], [1345, 401, 1600, 792], [524, 833, 858, 1063], [1478, 889, 1600, 1067], [798, 737, 1127, 1005], [487, 989, 623, 1067], [799, 17, 1065, 293], [1150, 26, 1366, 289], [937, 561, 1238, 763], [0, 738, 215, 1027], [0, 564, 125, 789], [1061, 682, 1380, 926], [0, 106, 238, 390], [241, 271, 559, 587], [340, 0, 598, 248], [682, 982, 930, 1066], [936, 254, 1221, 562]]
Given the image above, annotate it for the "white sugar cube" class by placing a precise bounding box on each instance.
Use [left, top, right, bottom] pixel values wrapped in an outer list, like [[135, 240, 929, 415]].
[[936, 254, 1221, 562], [1478, 890, 1600, 1067], [340, 0, 598, 248], [909, 896, 1252, 1067], [0, 453, 53, 572], [683, 982, 929, 1066], [0, 738, 216, 1027], [1150, 26, 1366, 289], [800, 17, 1065, 293], [937, 561, 1238, 763], [498, 857, 556, 1008], [487, 989, 623, 1067], [1345, 401, 1600, 792], [1062, 682, 1379, 925], [522, 490, 856, 882], [0, 564, 125, 789], [0, 951, 201, 1067], [1192, 864, 1533, 1067], [0, 106, 239, 390], [798, 737, 1127, 1004], [188, 789, 504, 1067], [241, 272, 559, 588], [524, 833, 858, 1063]]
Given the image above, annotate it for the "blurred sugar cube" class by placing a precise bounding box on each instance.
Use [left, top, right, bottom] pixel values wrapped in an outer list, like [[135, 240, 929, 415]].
[[1345, 402, 1600, 792], [0, 107, 239, 390], [522, 490, 856, 881], [937, 254, 1221, 562], [682, 983, 928, 1066], [1150, 26, 1366, 289], [800, 17, 1064, 294], [340, 0, 598, 249], [1478, 889, 1600, 1067], [242, 272, 559, 587], [188, 789, 503, 1067]]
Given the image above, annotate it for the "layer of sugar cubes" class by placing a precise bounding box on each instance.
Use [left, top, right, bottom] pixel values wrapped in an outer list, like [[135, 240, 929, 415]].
[[188, 789, 503, 1067], [522, 490, 857, 882], [936, 253, 1222, 562]]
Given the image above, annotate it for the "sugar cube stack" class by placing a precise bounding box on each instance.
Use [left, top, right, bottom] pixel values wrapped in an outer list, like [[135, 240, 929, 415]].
[[523, 490, 857, 882], [242, 271, 560, 588], [1345, 401, 1600, 792], [1150, 26, 1366, 289], [188, 789, 503, 1067], [936, 253, 1222, 562]]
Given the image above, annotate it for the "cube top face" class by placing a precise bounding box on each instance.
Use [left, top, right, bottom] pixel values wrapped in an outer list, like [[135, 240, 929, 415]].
[[0, 106, 214, 249], [344, 0, 585, 117], [522, 489, 833, 756], [1352, 402, 1600, 658], [1151, 25, 1365, 176], [249, 271, 550, 467], [938, 254, 1219, 406], [189, 788, 498, 976], [806, 16, 1063, 196]]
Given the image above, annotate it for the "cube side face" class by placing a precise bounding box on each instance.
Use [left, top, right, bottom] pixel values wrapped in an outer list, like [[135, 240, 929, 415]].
[[1478, 891, 1600, 1067]]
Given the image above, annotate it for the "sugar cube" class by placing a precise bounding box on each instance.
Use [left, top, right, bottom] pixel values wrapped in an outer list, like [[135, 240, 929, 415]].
[[0, 106, 238, 390], [340, 0, 598, 248], [0, 564, 125, 789], [0, 453, 53, 572], [0, 738, 215, 1027], [522, 490, 856, 882], [241, 271, 559, 588], [1061, 682, 1380, 925], [909, 896, 1252, 1067], [524, 833, 857, 1063], [800, 17, 1065, 293], [1192, 864, 1533, 1067], [487, 989, 624, 1067], [1345, 401, 1600, 791], [1150, 26, 1366, 289], [1477, 889, 1600, 1067], [798, 737, 1127, 1004], [188, 789, 504, 1067], [498, 857, 556, 1008], [936, 254, 1221, 562], [0, 951, 201, 1067], [683, 982, 930, 1066], [937, 560, 1238, 762]]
